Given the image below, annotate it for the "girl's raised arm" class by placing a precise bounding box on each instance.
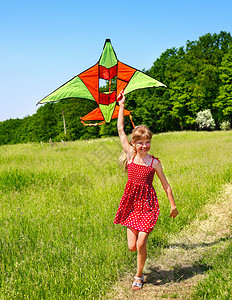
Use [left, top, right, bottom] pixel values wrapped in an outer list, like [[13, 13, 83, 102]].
[[117, 91, 131, 154]]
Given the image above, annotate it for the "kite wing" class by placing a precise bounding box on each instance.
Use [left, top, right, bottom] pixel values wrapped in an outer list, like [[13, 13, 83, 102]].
[[37, 39, 166, 125]]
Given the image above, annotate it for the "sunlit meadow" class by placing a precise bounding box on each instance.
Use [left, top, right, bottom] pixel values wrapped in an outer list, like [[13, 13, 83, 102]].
[[0, 131, 231, 299]]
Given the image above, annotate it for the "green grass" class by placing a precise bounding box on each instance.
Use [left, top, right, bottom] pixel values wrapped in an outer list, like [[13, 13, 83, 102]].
[[191, 241, 232, 299], [0, 131, 231, 299]]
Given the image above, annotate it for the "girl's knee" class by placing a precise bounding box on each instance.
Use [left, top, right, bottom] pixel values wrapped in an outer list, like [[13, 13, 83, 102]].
[[137, 232, 149, 251], [127, 227, 139, 252], [128, 244, 137, 252], [137, 239, 147, 251]]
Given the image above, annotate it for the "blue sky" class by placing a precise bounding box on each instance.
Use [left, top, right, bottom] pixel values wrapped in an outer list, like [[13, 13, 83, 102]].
[[1, 0, 232, 121]]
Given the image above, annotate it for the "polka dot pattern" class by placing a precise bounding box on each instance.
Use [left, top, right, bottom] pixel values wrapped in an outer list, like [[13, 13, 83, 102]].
[[114, 156, 160, 233]]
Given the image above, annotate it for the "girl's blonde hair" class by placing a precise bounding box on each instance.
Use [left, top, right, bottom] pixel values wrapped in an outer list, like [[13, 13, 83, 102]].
[[119, 125, 153, 172], [131, 125, 153, 142]]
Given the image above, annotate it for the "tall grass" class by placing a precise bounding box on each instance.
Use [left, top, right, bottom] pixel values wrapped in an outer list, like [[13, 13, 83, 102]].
[[0, 131, 231, 299], [191, 241, 232, 299]]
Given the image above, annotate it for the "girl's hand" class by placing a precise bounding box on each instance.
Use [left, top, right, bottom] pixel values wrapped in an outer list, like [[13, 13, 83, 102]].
[[117, 90, 125, 106], [170, 208, 179, 219]]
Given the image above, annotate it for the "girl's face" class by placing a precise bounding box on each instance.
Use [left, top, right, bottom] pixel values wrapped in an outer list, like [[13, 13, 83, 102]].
[[133, 139, 151, 155]]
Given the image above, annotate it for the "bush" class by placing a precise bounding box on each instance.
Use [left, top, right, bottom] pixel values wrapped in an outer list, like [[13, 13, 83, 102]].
[[196, 109, 216, 130], [220, 120, 231, 130]]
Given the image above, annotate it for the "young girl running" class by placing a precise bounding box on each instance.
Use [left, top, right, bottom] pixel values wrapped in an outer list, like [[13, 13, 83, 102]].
[[114, 91, 179, 291]]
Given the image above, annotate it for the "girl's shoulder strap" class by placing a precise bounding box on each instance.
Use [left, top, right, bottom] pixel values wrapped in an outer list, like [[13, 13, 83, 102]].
[[150, 156, 161, 166]]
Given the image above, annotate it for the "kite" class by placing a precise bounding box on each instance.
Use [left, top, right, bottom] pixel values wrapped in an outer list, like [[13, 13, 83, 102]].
[[37, 39, 166, 126]]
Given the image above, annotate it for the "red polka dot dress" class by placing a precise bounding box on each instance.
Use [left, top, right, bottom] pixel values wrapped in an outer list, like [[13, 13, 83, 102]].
[[114, 156, 160, 233]]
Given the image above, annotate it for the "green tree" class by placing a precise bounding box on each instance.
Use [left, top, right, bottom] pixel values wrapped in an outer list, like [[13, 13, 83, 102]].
[[169, 31, 232, 129], [215, 45, 232, 126]]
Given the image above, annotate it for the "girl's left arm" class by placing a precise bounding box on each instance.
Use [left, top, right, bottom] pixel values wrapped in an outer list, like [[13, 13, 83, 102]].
[[154, 161, 179, 219]]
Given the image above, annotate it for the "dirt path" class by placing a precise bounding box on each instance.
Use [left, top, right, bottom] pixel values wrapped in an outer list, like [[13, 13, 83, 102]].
[[107, 184, 232, 299]]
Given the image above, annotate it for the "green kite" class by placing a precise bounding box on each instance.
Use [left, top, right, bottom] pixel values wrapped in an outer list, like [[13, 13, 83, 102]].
[[37, 39, 166, 125]]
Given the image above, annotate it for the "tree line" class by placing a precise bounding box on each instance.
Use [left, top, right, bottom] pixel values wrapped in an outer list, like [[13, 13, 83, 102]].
[[0, 31, 231, 145]]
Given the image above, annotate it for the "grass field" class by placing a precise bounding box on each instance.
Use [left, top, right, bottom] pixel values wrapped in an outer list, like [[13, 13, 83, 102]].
[[0, 131, 231, 299], [192, 241, 232, 299]]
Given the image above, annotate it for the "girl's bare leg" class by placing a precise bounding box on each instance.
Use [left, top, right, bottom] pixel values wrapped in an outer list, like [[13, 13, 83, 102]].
[[136, 231, 149, 278], [127, 227, 138, 252], [127, 228, 149, 290]]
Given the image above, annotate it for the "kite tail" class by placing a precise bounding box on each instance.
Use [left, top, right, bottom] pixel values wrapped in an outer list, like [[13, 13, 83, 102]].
[[129, 114, 136, 128]]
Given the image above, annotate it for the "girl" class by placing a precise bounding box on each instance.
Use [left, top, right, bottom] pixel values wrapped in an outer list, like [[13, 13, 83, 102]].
[[114, 91, 179, 291]]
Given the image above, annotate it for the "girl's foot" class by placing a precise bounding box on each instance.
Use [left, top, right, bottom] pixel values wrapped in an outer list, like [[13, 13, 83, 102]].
[[132, 276, 144, 291]]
